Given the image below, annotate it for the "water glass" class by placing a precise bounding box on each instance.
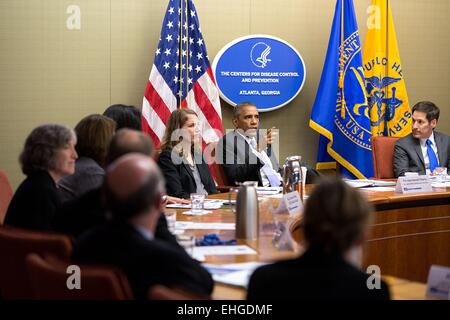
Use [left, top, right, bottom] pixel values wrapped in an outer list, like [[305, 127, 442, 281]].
[[228, 187, 240, 213], [433, 167, 448, 183], [190, 193, 205, 214], [165, 211, 176, 234], [243, 181, 258, 188], [404, 172, 419, 177], [176, 234, 195, 256]]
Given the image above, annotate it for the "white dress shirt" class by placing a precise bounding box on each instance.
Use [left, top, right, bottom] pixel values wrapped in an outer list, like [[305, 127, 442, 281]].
[[236, 131, 282, 187], [419, 131, 439, 175]]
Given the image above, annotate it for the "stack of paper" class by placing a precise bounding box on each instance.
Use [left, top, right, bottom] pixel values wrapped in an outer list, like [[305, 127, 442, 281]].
[[344, 179, 396, 188], [175, 221, 235, 230], [256, 187, 282, 195], [166, 199, 226, 210], [360, 187, 396, 192], [193, 245, 257, 262], [181, 210, 212, 216], [203, 261, 268, 288]]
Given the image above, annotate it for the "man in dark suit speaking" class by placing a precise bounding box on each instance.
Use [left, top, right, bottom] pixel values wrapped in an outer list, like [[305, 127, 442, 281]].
[[394, 101, 450, 177], [217, 102, 318, 186]]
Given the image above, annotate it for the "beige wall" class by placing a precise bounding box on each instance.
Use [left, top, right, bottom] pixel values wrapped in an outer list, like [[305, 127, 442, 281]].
[[1, 0, 449, 189]]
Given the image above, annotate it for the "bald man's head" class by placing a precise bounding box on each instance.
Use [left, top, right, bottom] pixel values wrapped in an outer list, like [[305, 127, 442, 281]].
[[106, 128, 154, 165], [104, 153, 165, 221]]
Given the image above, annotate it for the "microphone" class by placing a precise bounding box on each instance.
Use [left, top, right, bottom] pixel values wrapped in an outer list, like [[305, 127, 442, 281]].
[[267, 126, 275, 157]]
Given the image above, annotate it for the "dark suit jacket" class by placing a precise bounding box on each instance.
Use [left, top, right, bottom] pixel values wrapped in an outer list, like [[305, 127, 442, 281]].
[[158, 149, 218, 199], [57, 157, 104, 203], [4, 171, 60, 231], [247, 248, 390, 300], [394, 131, 450, 177], [52, 187, 179, 246], [217, 130, 320, 186], [72, 222, 213, 299]]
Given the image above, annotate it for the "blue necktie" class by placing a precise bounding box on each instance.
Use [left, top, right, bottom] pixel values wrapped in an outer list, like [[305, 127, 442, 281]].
[[426, 139, 439, 172]]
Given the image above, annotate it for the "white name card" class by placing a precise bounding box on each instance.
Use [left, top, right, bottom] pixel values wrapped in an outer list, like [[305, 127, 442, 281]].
[[395, 176, 432, 194], [275, 191, 303, 215], [426, 265, 450, 299]]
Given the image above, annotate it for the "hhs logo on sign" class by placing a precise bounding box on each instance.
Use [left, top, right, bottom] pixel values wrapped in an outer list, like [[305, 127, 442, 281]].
[[213, 35, 306, 112], [251, 42, 272, 68]]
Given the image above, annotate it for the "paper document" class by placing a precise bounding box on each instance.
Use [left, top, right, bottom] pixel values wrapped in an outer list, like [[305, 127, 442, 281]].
[[175, 221, 235, 230], [256, 187, 282, 195], [212, 270, 252, 288], [262, 193, 284, 199], [166, 203, 190, 209], [181, 210, 212, 216], [359, 187, 396, 192], [204, 262, 268, 288], [431, 182, 450, 188], [166, 199, 225, 210], [344, 179, 396, 188], [372, 180, 397, 187], [193, 245, 257, 262]]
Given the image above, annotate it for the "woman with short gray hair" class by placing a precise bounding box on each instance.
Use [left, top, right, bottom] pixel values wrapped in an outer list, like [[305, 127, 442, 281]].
[[4, 124, 77, 230]]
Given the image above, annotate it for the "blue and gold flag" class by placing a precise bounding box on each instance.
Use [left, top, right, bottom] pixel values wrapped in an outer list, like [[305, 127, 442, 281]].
[[363, 0, 412, 137], [310, 0, 373, 179]]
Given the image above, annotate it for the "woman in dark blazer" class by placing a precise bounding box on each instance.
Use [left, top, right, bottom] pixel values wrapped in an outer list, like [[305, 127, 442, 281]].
[[57, 114, 116, 203], [158, 109, 217, 199], [4, 124, 78, 231]]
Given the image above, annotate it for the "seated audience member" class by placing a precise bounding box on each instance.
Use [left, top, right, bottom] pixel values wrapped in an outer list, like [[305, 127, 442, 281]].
[[58, 114, 116, 203], [53, 128, 187, 243], [394, 101, 450, 177], [4, 124, 77, 230], [247, 178, 390, 300], [72, 154, 213, 299], [217, 102, 319, 186], [158, 109, 218, 199], [103, 104, 142, 131]]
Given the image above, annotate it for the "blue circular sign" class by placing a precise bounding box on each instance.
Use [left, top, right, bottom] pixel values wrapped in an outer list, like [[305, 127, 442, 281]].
[[212, 35, 306, 112]]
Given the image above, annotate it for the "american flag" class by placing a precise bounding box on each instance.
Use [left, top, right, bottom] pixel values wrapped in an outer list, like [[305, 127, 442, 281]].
[[142, 0, 223, 148]]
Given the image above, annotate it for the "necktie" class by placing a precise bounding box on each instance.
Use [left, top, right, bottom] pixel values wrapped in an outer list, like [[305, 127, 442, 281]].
[[426, 139, 439, 172], [249, 137, 257, 150]]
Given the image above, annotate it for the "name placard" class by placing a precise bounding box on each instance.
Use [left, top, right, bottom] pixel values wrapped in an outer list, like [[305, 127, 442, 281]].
[[395, 176, 432, 194], [275, 191, 302, 215], [426, 265, 450, 299]]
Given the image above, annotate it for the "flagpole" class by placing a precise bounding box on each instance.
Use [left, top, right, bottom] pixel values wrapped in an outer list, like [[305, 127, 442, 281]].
[[339, 0, 346, 119], [185, 0, 190, 109], [384, 0, 390, 135], [341, 0, 344, 46], [178, 0, 184, 109]]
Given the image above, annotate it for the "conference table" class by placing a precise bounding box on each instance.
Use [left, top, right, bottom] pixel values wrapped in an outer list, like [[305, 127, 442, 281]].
[[167, 183, 450, 300]]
